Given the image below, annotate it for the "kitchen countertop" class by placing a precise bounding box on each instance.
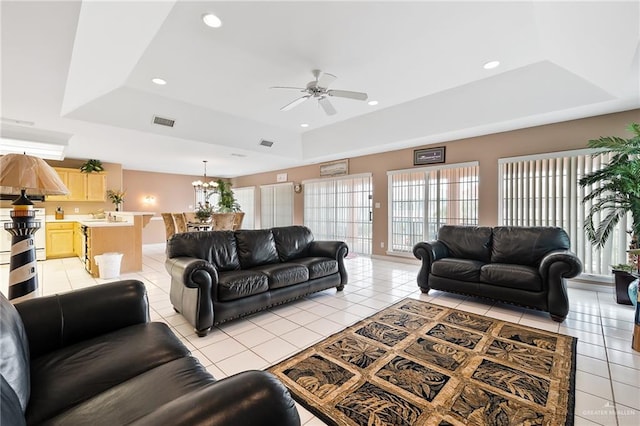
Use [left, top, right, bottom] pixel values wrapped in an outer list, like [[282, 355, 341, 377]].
[[45, 215, 133, 227]]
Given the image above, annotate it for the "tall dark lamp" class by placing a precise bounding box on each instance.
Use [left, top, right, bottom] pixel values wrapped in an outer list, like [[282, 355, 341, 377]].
[[0, 153, 68, 301]]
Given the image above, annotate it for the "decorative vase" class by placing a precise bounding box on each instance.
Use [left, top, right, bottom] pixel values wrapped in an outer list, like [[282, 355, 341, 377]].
[[628, 278, 639, 308]]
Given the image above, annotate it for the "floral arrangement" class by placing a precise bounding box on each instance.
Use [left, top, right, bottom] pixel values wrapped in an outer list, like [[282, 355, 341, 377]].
[[195, 202, 214, 222], [106, 189, 126, 207]]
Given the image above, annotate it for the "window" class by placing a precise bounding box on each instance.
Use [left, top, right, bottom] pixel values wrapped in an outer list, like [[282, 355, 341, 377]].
[[499, 150, 629, 276], [304, 174, 372, 255], [194, 189, 218, 210], [260, 183, 293, 228], [388, 162, 479, 254], [234, 186, 255, 229]]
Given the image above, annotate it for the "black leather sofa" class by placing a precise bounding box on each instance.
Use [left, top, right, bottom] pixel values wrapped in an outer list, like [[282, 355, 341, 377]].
[[413, 226, 583, 321], [165, 225, 349, 336], [0, 280, 300, 426]]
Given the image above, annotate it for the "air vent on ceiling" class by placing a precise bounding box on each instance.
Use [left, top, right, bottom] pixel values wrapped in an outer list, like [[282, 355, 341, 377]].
[[259, 139, 274, 147], [152, 115, 175, 127], [231, 153, 247, 157]]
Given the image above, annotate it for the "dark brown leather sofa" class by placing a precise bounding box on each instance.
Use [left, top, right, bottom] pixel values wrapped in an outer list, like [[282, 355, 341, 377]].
[[165, 225, 349, 336], [413, 226, 583, 321], [0, 280, 300, 426]]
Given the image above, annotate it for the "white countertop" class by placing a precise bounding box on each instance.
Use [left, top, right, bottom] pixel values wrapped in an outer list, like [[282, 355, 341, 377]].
[[45, 215, 133, 227]]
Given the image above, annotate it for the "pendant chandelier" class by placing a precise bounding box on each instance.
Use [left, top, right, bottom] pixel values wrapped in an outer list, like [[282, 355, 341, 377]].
[[192, 160, 217, 199]]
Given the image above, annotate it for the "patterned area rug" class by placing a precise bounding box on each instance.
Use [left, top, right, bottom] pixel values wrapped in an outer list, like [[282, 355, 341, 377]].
[[269, 298, 577, 426]]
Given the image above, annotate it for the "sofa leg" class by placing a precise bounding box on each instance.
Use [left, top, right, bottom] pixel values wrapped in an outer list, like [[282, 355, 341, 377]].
[[420, 288, 430, 294], [173, 307, 180, 313], [550, 314, 566, 322], [196, 327, 211, 337], [336, 285, 344, 291]]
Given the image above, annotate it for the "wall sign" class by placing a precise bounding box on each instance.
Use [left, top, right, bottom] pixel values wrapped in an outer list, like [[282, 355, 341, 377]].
[[414, 147, 446, 165]]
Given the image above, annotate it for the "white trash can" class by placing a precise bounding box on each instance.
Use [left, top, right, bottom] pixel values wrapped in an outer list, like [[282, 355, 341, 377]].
[[95, 252, 123, 279]]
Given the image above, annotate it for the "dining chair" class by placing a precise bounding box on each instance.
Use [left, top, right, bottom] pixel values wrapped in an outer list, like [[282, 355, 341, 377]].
[[212, 213, 236, 231], [161, 213, 176, 240], [232, 212, 245, 230], [172, 213, 188, 233]]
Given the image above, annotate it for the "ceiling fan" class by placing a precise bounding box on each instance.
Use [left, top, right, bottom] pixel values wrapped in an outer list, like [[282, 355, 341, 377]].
[[271, 70, 368, 116]]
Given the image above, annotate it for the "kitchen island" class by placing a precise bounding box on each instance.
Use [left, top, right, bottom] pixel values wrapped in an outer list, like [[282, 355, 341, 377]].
[[46, 212, 154, 277]]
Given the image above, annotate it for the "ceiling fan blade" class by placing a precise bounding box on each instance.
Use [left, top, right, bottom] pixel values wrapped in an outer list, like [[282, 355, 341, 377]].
[[280, 95, 310, 111], [270, 86, 305, 90], [318, 97, 336, 116], [327, 89, 368, 101], [317, 72, 337, 88]]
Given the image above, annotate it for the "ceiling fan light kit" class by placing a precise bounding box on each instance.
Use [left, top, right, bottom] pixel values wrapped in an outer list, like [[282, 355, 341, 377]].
[[272, 70, 368, 116]]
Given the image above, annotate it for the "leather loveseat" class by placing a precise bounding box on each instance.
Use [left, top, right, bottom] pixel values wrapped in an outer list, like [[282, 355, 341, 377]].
[[0, 280, 300, 426], [413, 226, 583, 321], [165, 225, 348, 336]]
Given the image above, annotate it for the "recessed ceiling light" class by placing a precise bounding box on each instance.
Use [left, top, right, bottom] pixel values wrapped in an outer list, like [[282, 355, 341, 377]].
[[483, 60, 500, 70], [151, 78, 167, 85], [300, 123, 309, 128], [367, 100, 379, 106], [202, 13, 222, 28]]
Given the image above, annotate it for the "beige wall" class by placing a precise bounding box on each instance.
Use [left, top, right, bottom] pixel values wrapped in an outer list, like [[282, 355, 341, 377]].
[[233, 109, 639, 257], [122, 169, 206, 244]]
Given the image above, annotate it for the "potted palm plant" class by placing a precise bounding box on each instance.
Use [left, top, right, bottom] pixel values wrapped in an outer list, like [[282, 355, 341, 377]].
[[212, 180, 243, 230], [579, 123, 640, 304], [215, 179, 240, 212]]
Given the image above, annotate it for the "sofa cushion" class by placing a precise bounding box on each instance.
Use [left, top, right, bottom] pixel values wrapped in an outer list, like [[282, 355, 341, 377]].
[[431, 258, 484, 282], [0, 292, 30, 413], [290, 257, 338, 279], [26, 322, 189, 425], [272, 226, 314, 261], [235, 230, 280, 269], [255, 263, 310, 290], [42, 357, 214, 425], [437, 226, 493, 263], [491, 227, 570, 267], [480, 263, 542, 292], [166, 231, 240, 271], [217, 271, 269, 301]]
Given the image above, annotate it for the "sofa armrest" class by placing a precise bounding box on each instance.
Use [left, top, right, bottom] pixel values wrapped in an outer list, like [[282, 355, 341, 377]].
[[130, 371, 300, 426], [413, 241, 450, 292], [309, 240, 349, 287], [14, 280, 149, 359], [165, 257, 217, 334], [538, 250, 583, 320], [538, 250, 583, 280], [165, 256, 218, 290]]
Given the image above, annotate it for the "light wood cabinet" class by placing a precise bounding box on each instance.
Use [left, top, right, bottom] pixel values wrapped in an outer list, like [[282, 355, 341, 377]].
[[46, 169, 71, 202], [46, 222, 75, 258], [47, 167, 106, 202], [86, 173, 106, 201]]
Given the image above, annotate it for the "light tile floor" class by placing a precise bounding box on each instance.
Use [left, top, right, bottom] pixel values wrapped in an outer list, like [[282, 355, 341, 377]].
[[3, 243, 639, 425]]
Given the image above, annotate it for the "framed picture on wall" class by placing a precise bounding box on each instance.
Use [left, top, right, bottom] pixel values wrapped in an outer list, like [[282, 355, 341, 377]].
[[320, 159, 349, 177], [414, 147, 445, 165]]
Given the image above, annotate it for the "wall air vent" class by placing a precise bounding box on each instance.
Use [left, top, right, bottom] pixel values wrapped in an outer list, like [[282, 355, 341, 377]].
[[152, 115, 175, 127], [259, 139, 274, 147]]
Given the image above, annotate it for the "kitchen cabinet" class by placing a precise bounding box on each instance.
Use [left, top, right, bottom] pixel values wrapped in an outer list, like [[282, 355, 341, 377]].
[[47, 167, 106, 202], [86, 173, 106, 201], [46, 222, 75, 258]]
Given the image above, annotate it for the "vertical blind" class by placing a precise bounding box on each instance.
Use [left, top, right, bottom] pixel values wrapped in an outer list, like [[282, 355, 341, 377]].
[[303, 174, 372, 255], [388, 162, 479, 254], [234, 186, 255, 229], [499, 150, 629, 276], [260, 183, 293, 228]]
